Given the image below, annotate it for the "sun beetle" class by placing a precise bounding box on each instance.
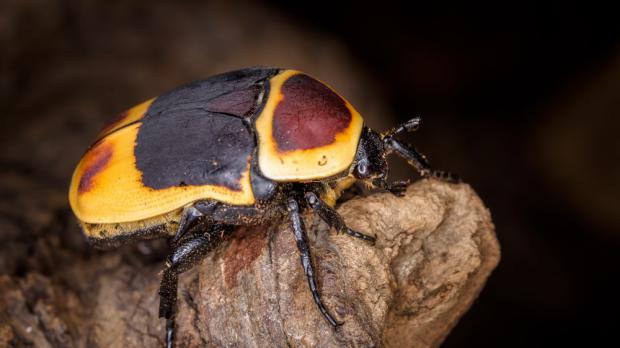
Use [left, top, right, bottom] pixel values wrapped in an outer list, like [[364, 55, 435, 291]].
[[68, 68, 456, 347]]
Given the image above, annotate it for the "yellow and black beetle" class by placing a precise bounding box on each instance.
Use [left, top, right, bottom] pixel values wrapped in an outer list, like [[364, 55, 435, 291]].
[[69, 68, 456, 347]]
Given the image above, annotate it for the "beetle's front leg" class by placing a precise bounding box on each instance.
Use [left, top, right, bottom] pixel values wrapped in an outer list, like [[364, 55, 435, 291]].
[[304, 192, 376, 242], [384, 137, 461, 183], [383, 179, 411, 197], [382, 116, 422, 138], [286, 197, 341, 328]]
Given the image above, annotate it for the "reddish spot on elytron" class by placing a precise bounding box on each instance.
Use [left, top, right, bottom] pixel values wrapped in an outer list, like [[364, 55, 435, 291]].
[[98, 110, 129, 136], [208, 85, 260, 117], [78, 142, 113, 194], [272, 74, 352, 151], [222, 225, 268, 288]]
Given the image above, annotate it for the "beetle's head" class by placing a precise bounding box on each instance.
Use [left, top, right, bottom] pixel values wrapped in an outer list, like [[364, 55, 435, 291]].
[[352, 127, 388, 184]]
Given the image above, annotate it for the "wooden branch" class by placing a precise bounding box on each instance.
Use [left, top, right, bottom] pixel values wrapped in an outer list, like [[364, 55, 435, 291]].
[[0, 180, 499, 347]]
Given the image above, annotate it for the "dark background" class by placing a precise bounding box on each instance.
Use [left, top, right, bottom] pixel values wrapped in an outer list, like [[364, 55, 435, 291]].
[[1, 1, 619, 346]]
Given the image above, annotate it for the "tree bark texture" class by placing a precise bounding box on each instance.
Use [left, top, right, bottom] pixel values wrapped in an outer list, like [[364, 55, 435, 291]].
[[0, 179, 499, 347]]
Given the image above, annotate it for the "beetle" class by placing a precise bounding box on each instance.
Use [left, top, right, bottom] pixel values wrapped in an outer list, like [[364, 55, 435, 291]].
[[68, 67, 456, 347]]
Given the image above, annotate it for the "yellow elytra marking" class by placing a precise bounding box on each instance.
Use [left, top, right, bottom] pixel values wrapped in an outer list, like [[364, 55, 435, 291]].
[[255, 70, 364, 182], [69, 123, 255, 224]]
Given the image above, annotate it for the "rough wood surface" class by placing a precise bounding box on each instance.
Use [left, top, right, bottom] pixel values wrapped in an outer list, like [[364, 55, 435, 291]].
[[0, 179, 499, 347]]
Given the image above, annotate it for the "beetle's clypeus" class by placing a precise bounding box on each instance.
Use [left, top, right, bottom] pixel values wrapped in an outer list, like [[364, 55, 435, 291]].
[[68, 67, 458, 347]]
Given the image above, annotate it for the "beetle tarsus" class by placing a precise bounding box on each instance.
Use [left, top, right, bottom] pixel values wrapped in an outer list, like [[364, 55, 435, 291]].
[[165, 316, 175, 348], [304, 192, 376, 243], [384, 137, 461, 183], [286, 198, 342, 327], [383, 116, 422, 138], [386, 179, 411, 197], [428, 169, 461, 183], [159, 269, 178, 348]]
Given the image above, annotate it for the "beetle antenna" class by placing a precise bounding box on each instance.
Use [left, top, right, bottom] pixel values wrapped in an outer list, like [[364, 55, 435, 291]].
[[382, 116, 422, 138]]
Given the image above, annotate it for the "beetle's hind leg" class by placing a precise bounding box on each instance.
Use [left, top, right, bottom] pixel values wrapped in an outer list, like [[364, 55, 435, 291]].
[[159, 220, 230, 348], [171, 205, 204, 246], [159, 269, 178, 348], [304, 192, 375, 243], [286, 197, 341, 328]]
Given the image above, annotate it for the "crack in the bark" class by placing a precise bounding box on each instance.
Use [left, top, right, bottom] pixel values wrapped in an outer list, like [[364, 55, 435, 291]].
[[182, 281, 210, 347], [126, 319, 163, 347]]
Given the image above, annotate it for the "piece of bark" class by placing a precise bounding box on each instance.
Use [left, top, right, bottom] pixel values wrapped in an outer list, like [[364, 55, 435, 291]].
[[0, 179, 499, 347]]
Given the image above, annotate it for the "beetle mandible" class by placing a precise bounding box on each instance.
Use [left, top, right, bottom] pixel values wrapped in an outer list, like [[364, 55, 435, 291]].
[[68, 68, 457, 347]]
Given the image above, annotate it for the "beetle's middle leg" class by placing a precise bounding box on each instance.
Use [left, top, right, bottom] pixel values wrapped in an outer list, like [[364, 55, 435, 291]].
[[286, 197, 341, 328], [304, 192, 376, 242]]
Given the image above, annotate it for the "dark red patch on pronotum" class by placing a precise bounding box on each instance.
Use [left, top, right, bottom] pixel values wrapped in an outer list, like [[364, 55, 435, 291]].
[[272, 74, 351, 151], [78, 142, 113, 194]]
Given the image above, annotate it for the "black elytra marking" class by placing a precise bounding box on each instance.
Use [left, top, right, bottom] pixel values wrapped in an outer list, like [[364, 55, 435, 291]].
[[148, 68, 279, 119], [136, 112, 252, 190], [135, 68, 279, 191]]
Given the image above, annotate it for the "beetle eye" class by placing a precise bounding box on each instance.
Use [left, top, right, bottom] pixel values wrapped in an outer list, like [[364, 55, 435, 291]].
[[356, 161, 369, 176]]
